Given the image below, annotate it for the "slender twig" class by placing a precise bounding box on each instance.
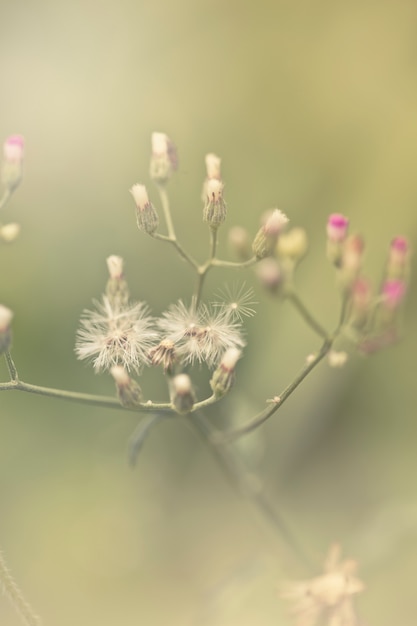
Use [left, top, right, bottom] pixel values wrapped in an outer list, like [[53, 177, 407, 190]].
[[188, 411, 315, 571], [0, 188, 12, 211], [221, 338, 333, 441], [0, 378, 174, 412], [286, 290, 329, 339], [4, 350, 18, 381], [157, 184, 176, 239], [152, 233, 199, 269], [211, 256, 258, 269], [0, 550, 41, 626]]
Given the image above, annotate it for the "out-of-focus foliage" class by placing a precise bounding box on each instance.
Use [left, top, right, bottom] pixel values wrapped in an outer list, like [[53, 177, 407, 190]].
[[0, 1, 416, 624]]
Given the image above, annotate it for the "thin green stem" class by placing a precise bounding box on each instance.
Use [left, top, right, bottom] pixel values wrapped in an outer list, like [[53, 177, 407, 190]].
[[286, 290, 329, 339], [4, 350, 18, 381], [222, 338, 333, 441], [0, 379, 174, 413], [211, 256, 258, 269], [0, 188, 12, 211], [152, 233, 199, 269], [156, 184, 176, 239], [188, 411, 314, 571], [0, 550, 42, 626]]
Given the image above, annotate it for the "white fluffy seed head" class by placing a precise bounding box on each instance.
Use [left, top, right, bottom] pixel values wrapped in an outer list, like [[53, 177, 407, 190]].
[[220, 348, 242, 371]]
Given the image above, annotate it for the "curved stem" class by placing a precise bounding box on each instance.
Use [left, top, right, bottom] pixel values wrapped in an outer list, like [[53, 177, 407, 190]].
[[0, 188, 12, 211], [152, 233, 199, 269], [188, 411, 315, 571], [0, 379, 174, 413], [286, 290, 329, 339], [222, 338, 333, 441], [0, 549, 41, 626], [4, 350, 18, 381], [157, 184, 176, 239], [211, 256, 258, 269]]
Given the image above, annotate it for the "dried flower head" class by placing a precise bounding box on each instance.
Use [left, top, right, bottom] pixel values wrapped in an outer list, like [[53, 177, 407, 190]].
[[157, 300, 246, 368], [2, 135, 24, 190], [75, 296, 159, 373], [281, 544, 364, 626], [213, 283, 257, 321]]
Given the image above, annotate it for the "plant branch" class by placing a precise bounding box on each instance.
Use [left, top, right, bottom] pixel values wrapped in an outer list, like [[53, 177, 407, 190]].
[[0, 188, 12, 211], [286, 289, 329, 339], [221, 337, 333, 441], [4, 350, 18, 381], [187, 411, 315, 571]]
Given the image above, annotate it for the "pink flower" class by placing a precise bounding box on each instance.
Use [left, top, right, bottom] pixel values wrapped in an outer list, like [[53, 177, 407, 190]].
[[326, 213, 349, 242], [3, 135, 24, 163], [382, 279, 406, 310]]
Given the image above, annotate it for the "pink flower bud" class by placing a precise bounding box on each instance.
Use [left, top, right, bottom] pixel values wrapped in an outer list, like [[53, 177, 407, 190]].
[[326, 214, 349, 243], [3, 135, 24, 163], [382, 279, 406, 310], [386, 236, 410, 280]]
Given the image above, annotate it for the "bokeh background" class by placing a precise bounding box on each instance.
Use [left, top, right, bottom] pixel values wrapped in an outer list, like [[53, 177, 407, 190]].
[[1, 1, 417, 624]]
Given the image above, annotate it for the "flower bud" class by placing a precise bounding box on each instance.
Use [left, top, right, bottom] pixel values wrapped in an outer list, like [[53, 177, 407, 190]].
[[149, 132, 178, 184], [2, 135, 24, 191], [252, 209, 289, 259], [170, 374, 195, 414], [386, 236, 410, 280], [255, 258, 283, 293], [205, 153, 221, 180], [276, 227, 308, 262], [326, 214, 349, 267], [0, 222, 20, 242], [348, 277, 372, 329], [227, 226, 252, 261], [110, 365, 142, 407], [130, 183, 159, 235], [105, 255, 129, 307], [381, 279, 406, 311], [210, 348, 241, 397], [0, 304, 13, 354], [338, 234, 364, 291], [327, 350, 348, 368], [149, 339, 177, 374], [203, 179, 227, 228]]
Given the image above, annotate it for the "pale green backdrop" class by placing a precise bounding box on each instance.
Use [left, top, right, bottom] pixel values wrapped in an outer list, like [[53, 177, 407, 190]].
[[1, 1, 416, 625]]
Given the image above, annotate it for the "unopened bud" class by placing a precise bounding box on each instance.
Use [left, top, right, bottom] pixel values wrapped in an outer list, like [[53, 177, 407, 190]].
[[210, 348, 241, 397], [348, 277, 372, 329], [326, 214, 349, 267], [276, 227, 308, 261], [381, 279, 406, 311], [256, 258, 282, 293], [0, 222, 20, 242], [203, 179, 227, 228], [170, 374, 195, 414], [130, 183, 159, 235], [110, 365, 142, 407], [338, 234, 364, 290], [252, 209, 289, 259], [228, 226, 252, 261], [149, 339, 177, 374], [0, 304, 13, 354], [105, 255, 129, 307], [205, 153, 221, 180], [2, 135, 24, 191], [386, 236, 410, 280], [328, 350, 348, 368], [149, 132, 178, 184]]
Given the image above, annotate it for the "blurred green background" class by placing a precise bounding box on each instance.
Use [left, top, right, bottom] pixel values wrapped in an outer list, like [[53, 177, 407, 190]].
[[1, 0, 417, 624]]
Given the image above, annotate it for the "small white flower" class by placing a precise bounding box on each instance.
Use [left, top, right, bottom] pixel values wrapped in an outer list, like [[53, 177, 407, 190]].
[[157, 300, 245, 367], [75, 297, 159, 373]]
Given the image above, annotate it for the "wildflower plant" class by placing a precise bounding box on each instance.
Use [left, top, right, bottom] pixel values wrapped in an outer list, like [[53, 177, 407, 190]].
[[0, 131, 411, 626]]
